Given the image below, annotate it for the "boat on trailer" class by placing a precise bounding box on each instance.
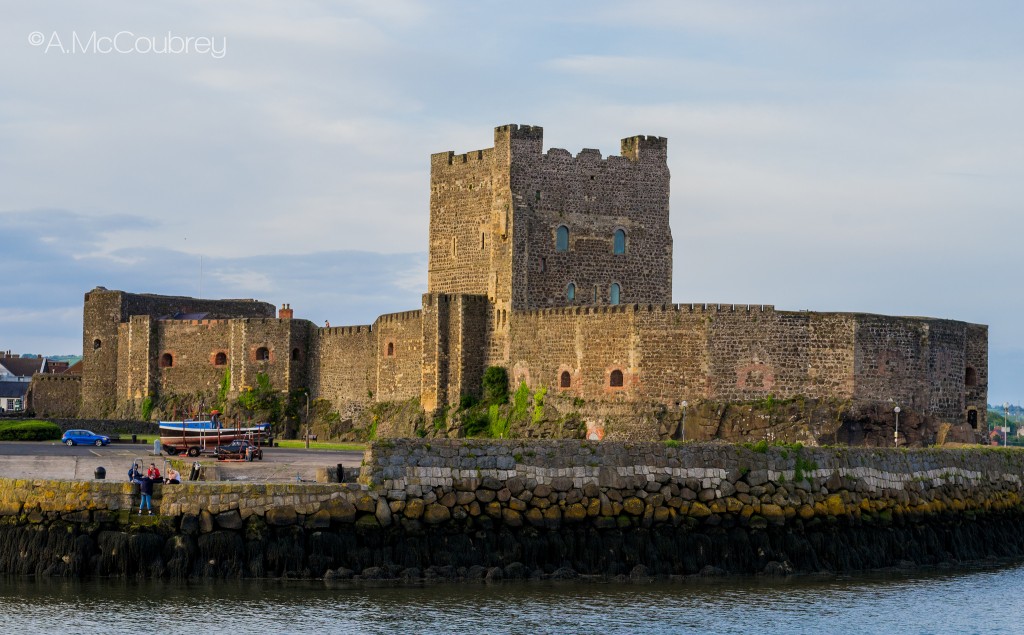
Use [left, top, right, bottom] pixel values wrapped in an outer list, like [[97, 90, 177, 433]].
[[159, 412, 271, 457]]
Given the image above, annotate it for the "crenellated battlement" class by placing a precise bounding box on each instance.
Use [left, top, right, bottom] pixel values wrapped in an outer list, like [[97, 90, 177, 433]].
[[621, 134, 668, 162], [495, 123, 543, 138], [319, 324, 373, 336], [30, 373, 80, 383], [422, 293, 451, 307], [514, 303, 776, 319], [156, 318, 232, 327], [538, 145, 654, 169], [431, 148, 492, 167], [374, 310, 422, 325]]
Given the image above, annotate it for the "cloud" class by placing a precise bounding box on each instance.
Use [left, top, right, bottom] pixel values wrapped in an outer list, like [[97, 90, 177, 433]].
[[0, 208, 427, 353], [1, 1, 1022, 404], [582, 0, 828, 35]]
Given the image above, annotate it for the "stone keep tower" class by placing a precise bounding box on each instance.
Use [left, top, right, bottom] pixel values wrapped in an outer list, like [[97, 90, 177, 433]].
[[421, 124, 674, 411], [428, 124, 673, 313]]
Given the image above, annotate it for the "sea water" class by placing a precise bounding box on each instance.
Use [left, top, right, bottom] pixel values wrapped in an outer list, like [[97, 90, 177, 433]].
[[0, 563, 1020, 634]]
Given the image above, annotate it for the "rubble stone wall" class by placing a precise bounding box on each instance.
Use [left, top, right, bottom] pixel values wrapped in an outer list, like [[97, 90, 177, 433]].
[[2, 441, 1022, 580], [27, 374, 81, 418]]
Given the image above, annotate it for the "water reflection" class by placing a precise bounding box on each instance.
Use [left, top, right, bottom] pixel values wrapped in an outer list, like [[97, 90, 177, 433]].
[[0, 563, 1022, 634]]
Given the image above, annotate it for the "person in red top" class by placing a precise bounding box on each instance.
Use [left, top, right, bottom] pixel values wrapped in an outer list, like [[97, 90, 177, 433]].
[[147, 463, 161, 480]]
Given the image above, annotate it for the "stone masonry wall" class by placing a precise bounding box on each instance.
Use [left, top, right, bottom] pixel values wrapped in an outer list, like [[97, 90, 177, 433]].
[[107, 312, 313, 419], [419, 295, 447, 413], [2, 441, 1024, 579], [373, 310, 423, 403], [509, 303, 640, 401], [27, 374, 81, 418], [151, 319, 236, 405], [154, 319, 298, 406], [420, 294, 490, 410], [508, 303, 982, 438], [363, 440, 1024, 554], [508, 303, 857, 407], [451, 294, 489, 403], [310, 325, 374, 422], [705, 309, 855, 403], [116, 315, 155, 409], [427, 146, 495, 299], [852, 315, 979, 423], [82, 288, 276, 418], [80, 289, 124, 418], [965, 324, 989, 430], [513, 135, 672, 311]]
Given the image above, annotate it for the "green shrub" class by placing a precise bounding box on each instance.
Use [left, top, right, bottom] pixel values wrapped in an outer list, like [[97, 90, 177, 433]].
[[488, 404, 510, 439], [235, 372, 281, 421], [0, 420, 61, 441], [140, 396, 153, 421], [462, 410, 490, 437], [511, 382, 530, 422], [459, 393, 478, 410], [532, 387, 547, 425], [793, 455, 818, 483], [215, 368, 231, 412], [363, 417, 379, 442], [482, 366, 509, 405], [433, 407, 448, 431]]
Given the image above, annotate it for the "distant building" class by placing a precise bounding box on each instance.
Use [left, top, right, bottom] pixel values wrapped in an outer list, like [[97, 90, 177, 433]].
[[2, 352, 79, 415], [0, 381, 27, 412]]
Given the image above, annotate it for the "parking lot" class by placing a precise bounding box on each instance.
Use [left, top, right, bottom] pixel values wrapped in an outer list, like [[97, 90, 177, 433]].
[[0, 441, 365, 483]]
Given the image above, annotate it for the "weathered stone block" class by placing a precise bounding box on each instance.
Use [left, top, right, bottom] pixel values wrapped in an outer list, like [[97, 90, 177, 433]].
[[423, 503, 451, 524], [266, 506, 297, 526], [215, 510, 243, 530]]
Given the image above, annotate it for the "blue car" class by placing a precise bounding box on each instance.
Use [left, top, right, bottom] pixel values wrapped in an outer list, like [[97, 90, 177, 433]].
[[61, 429, 110, 446]]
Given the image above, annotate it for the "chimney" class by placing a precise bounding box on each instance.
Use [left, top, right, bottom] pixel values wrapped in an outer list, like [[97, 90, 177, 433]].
[[278, 304, 293, 320]]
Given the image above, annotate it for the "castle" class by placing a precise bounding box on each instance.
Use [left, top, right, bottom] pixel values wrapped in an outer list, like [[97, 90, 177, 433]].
[[34, 124, 988, 444]]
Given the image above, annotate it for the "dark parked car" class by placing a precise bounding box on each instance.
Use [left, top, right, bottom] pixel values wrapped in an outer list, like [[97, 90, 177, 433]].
[[62, 429, 111, 446], [214, 439, 263, 461]]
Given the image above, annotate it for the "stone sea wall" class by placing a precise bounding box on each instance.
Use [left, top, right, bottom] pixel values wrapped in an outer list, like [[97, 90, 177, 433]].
[[2, 440, 1024, 580]]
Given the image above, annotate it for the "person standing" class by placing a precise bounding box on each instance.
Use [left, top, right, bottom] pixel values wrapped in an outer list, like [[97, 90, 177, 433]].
[[138, 475, 154, 515]]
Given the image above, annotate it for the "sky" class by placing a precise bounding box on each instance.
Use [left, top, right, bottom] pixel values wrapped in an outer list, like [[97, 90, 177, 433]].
[[1, 1, 1022, 405]]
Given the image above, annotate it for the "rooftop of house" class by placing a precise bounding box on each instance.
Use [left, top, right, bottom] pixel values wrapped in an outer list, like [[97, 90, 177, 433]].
[[0, 357, 44, 378], [0, 381, 29, 399]]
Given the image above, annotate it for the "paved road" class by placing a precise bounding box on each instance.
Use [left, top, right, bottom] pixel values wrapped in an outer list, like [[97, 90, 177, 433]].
[[0, 441, 365, 483]]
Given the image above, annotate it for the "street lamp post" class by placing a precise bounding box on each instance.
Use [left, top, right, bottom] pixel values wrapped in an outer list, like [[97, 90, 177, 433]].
[[893, 406, 901, 448], [304, 391, 311, 449], [681, 400, 688, 442], [1004, 402, 1010, 447]]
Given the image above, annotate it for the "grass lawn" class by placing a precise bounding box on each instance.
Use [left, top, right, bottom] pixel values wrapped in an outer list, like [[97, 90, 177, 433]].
[[124, 436, 365, 451], [275, 440, 366, 451]]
